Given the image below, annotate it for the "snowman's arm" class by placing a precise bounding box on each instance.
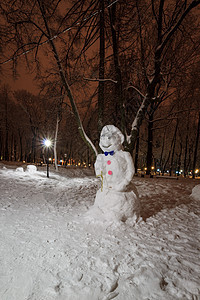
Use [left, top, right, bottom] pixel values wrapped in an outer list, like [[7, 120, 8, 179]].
[[124, 151, 135, 181], [115, 152, 135, 192], [94, 154, 105, 176]]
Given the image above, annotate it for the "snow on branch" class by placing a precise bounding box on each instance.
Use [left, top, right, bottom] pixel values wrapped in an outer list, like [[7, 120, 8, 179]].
[[126, 85, 145, 98], [126, 95, 149, 144], [84, 77, 118, 84]]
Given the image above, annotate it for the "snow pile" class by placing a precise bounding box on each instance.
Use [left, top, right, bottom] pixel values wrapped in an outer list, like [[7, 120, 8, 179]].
[[0, 163, 200, 300], [190, 184, 200, 201], [26, 165, 37, 173], [16, 167, 24, 172]]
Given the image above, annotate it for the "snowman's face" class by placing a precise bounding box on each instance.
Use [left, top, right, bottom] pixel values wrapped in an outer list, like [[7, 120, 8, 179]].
[[99, 131, 122, 152]]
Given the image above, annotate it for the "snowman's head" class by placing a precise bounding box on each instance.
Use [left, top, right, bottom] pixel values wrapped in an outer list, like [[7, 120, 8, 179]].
[[99, 125, 124, 153]]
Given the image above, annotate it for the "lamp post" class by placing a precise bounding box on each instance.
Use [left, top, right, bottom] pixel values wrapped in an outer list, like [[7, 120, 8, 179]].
[[44, 139, 51, 178]]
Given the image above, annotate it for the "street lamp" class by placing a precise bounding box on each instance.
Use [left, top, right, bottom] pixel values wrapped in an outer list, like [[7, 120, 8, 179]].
[[43, 139, 51, 178]]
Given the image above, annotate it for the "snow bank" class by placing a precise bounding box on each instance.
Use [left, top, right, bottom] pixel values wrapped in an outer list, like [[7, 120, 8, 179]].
[[190, 184, 200, 201]]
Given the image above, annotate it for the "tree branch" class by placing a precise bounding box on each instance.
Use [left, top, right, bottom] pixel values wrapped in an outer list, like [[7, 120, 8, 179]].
[[84, 77, 117, 84], [160, 0, 200, 54]]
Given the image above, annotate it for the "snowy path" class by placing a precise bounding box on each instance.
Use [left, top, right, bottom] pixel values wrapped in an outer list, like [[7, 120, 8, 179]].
[[0, 165, 199, 300]]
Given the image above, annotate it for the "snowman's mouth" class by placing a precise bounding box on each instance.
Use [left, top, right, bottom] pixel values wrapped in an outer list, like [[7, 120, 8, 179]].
[[102, 144, 112, 148]]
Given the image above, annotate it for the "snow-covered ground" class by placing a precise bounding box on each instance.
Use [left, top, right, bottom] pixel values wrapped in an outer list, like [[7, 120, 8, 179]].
[[0, 162, 199, 300]]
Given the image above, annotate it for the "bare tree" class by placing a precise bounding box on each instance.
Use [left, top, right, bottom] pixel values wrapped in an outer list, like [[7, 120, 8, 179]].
[[0, 0, 98, 157]]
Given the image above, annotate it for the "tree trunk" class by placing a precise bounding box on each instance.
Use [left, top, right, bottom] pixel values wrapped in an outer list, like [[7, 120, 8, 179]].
[[14, 138, 17, 161], [19, 129, 23, 161], [54, 116, 59, 172], [177, 142, 182, 176], [109, 2, 125, 133], [169, 120, 178, 176], [146, 111, 154, 175], [31, 128, 37, 163], [134, 130, 140, 175], [162, 121, 178, 175], [98, 0, 105, 133], [183, 114, 190, 177], [192, 111, 200, 179], [0, 132, 2, 160], [159, 127, 167, 174], [127, 94, 151, 153], [4, 99, 9, 161]]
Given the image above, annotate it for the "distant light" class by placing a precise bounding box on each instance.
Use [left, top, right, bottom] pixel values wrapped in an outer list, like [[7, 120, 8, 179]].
[[151, 166, 155, 170], [44, 139, 51, 147], [195, 169, 199, 174], [144, 167, 147, 170], [157, 168, 160, 172], [49, 158, 52, 161]]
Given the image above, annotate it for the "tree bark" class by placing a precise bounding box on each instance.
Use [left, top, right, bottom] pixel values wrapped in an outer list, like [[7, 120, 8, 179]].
[[4, 95, 9, 161], [109, 2, 125, 133], [192, 111, 200, 179], [54, 116, 59, 172], [177, 141, 182, 177], [162, 121, 178, 175], [98, 0, 105, 133], [146, 110, 154, 175], [169, 120, 178, 176], [184, 114, 190, 177], [159, 127, 167, 174], [134, 130, 140, 175], [19, 129, 23, 162]]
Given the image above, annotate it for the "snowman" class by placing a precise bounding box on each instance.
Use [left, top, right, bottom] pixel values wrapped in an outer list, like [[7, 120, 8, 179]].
[[90, 125, 140, 225]]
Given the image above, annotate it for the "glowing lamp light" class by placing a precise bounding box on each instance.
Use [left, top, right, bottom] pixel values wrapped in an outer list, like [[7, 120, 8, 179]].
[[44, 139, 51, 147], [195, 169, 199, 174]]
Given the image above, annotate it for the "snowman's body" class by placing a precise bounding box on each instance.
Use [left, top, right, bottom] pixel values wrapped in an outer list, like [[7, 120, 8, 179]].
[[95, 150, 134, 192], [91, 125, 140, 224]]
